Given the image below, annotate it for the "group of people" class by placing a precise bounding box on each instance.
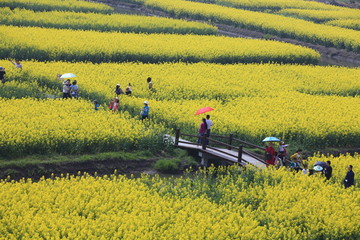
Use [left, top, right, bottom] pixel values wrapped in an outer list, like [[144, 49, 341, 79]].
[[0, 60, 22, 86], [112, 77, 153, 97], [62, 79, 79, 99], [265, 142, 355, 188], [93, 78, 153, 120], [102, 98, 150, 120], [266, 143, 306, 170], [114, 83, 133, 96]]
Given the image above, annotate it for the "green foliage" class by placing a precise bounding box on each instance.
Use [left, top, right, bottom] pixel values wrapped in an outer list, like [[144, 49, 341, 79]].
[[0, 150, 154, 167], [154, 158, 181, 173]]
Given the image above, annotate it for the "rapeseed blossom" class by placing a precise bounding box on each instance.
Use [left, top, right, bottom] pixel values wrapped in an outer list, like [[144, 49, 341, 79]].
[[1, 60, 358, 149], [0, 7, 217, 35], [125, 0, 360, 52], [0, 0, 113, 13], [0, 155, 359, 239], [0, 25, 320, 64]]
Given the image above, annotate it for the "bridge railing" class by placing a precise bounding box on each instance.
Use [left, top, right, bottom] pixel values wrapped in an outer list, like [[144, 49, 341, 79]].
[[174, 129, 268, 165], [175, 129, 243, 163]]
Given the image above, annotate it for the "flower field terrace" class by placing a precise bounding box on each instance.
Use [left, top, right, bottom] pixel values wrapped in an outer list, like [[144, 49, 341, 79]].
[[1, 60, 360, 149], [0, 25, 320, 64], [326, 19, 360, 31], [0, 154, 359, 239], [0, 7, 218, 35], [0, 0, 113, 13], [0, 98, 165, 157], [123, 0, 360, 52], [200, 0, 340, 11], [0, 0, 359, 238], [278, 8, 360, 22]]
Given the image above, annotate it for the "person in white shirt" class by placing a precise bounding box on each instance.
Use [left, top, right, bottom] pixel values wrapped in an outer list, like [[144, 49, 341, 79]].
[[62, 79, 71, 99], [70, 80, 79, 98], [302, 165, 309, 175], [205, 115, 213, 145], [9, 60, 22, 70], [278, 142, 288, 163]]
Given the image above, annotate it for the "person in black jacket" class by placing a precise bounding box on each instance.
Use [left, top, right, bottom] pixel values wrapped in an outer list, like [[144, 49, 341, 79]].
[[324, 161, 332, 180], [344, 165, 355, 188], [114, 84, 124, 96]]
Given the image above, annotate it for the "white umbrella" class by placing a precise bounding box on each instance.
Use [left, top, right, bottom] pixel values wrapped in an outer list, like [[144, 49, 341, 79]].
[[262, 137, 281, 142], [313, 166, 323, 172], [60, 73, 77, 79]]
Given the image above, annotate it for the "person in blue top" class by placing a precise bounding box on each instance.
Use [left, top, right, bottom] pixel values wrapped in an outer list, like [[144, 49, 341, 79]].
[[93, 100, 100, 111], [141, 101, 150, 120], [70, 80, 79, 98]]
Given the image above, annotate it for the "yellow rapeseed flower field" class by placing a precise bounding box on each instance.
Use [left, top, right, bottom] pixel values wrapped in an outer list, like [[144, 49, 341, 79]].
[[0, 7, 218, 35], [1, 60, 359, 149], [0, 0, 113, 13], [205, 0, 339, 11], [0, 25, 319, 64], [0, 98, 165, 156], [326, 19, 360, 31], [0, 154, 358, 239], [279, 8, 360, 22], [0, 1, 359, 238], [124, 0, 360, 52]]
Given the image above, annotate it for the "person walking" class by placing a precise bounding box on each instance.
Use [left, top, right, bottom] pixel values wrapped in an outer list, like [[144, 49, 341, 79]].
[[147, 77, 153, 90], [205, 115, 213, 145], [324, 161, 333, 180], [197, 118, 208, 144], [114, 84, 124, 96], [112, 97, 120, 112], [0, 67, 6, 86], [70, 80, 79, 98], [108, 98, 114, 110], [141, 101, 150, 120], [344, 165, 355, 188], [62, 79, 71, 99], [265, 143, 276, 166], [278, 142, 288, 164]]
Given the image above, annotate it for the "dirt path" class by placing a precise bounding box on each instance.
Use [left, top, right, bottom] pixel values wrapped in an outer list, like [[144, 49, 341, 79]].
[[0, 158, 159, 181], [91, 0, 360, 67], [214, 23, 360, 67], [311, 0, 360, 9]]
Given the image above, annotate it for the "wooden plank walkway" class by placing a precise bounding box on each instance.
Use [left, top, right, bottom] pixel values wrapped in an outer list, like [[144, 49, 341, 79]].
[[174, 137, 266, 168]]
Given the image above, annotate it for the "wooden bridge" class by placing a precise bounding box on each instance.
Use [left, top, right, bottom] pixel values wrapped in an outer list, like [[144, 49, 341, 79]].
[[173, 129, 268, 168]]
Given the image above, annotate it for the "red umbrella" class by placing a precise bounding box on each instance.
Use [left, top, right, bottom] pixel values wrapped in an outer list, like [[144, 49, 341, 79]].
[[195, 107, 214, 115]]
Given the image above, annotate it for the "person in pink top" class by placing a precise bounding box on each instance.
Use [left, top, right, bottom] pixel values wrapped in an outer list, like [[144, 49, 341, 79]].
[[112, 97, 120, 112], [197, 118, 208, 144]]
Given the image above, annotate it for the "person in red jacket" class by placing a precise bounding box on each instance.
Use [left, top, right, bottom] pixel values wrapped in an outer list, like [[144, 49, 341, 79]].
[[197, 118, 208, 144], [265, 143, 276, 166]]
